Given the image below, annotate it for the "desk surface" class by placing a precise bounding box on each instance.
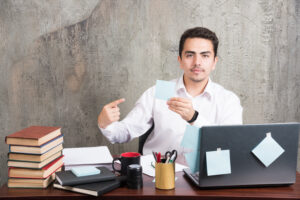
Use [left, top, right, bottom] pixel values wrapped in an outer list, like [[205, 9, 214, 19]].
[[1, 172, 300, 200]]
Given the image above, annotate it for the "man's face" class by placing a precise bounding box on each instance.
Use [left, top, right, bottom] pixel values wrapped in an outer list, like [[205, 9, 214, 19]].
[[178, 38, 218, 83]]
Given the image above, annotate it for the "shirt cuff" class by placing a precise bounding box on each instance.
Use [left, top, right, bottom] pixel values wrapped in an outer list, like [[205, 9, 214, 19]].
[[98, 122, 117, 143], [191, 113, 213, 128]]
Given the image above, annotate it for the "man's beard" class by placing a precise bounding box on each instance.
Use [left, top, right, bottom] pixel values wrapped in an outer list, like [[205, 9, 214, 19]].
[[188, 76, 205, 83], [188, 67, 206, 83]]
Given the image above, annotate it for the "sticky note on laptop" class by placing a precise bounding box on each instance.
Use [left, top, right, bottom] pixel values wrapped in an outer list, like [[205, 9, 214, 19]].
[[206, 148, 231, 176], [185, 150, 200, 174], [181, 125, 201, 151], [155, 80, 176, 101], [181, 125, 201, 173], [252, 132, 285, 167], [71, 166, 101, 177]]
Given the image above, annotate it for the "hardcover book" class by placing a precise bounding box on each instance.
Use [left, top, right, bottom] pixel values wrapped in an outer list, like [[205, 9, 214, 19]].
[[53, 178, 120, 196], [8, 173, 56, 188], [6, 126, 61, 146], [55, 166, 116, 186], [8, 156, 64, 178], [9, 136, 63, 154], [8, 144, 63, 162], [8, 151, 62, 169]]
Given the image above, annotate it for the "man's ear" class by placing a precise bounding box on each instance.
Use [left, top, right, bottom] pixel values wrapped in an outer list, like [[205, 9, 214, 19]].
[[212, 56, 218, 71], [178, 55, 183, 69]]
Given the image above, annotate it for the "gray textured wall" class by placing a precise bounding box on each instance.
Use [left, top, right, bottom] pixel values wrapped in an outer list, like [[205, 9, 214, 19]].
[[0, 0, 299, 185]]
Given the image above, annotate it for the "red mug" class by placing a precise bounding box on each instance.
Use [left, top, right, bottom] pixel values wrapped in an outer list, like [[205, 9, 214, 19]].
[[112, 152, 141, 175]]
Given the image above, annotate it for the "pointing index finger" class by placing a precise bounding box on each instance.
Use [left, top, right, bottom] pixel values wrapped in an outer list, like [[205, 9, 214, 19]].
[[109, 98, 125, 107]]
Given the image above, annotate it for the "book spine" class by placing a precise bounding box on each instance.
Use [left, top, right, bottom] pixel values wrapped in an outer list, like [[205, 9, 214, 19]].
[[98, 181, 120, 196], [62, 176, 116, 186], [8, 164, 63, 179]]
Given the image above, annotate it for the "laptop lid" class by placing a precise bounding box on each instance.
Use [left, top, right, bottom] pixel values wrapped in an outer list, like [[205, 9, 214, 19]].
[[184, 123, 300, 188]]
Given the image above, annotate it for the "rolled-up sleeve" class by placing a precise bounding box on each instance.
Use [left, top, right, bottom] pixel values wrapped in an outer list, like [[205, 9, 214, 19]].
[[99, 87, 155, 144]]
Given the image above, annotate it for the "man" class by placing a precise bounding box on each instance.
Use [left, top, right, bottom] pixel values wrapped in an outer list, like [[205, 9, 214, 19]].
[[98, 27, 243, 157]]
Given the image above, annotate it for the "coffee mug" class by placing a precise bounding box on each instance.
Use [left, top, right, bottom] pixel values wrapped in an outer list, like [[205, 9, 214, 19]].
[[112, 152, 141, 175]]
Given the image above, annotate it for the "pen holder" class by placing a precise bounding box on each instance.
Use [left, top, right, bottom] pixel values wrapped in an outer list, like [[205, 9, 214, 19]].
[[155, 162, 175, 190]]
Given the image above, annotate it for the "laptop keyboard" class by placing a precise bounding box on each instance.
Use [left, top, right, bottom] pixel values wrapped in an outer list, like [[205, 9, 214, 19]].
[[191, 172, 200, 181]]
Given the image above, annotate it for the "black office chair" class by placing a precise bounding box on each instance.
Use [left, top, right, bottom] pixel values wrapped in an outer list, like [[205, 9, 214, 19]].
[[138, 124, 154, 155]]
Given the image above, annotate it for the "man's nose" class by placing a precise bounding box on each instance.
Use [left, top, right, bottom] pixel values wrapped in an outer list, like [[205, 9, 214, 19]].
[[194, 54, 202, 66]]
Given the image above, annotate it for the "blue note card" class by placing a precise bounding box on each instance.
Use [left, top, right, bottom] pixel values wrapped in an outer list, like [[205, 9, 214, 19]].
[[252, 133, 285, 167], [181, 125, 201, 173], [71, 166, 101, 177], [206, 149, 231, 176], [155, 80, 176, 101], [184, 150, 200, 173], [181, 125, 201, 150]]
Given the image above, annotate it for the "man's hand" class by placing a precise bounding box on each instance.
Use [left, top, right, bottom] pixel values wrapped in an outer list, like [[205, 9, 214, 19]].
[[98, 98, 125, 129], [167, 97, 195, 122]]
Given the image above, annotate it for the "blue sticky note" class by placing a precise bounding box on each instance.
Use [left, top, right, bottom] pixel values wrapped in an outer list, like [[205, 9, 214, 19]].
[[206, 149, 231, 176], [252, 133, 285, 167], [155, 80, 176, 101], [71, 166, 101, 177], [181, 125, 201, 173], [184, 150, 200, 173], [181, 125, 201, 150]]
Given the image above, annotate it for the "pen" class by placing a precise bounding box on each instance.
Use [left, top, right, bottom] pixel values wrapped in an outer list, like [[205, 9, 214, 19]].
[[152, 151, 157, 162], [157, 152, 161, 163], [169, 153, 176, 163], [151, 161, 155, 168]]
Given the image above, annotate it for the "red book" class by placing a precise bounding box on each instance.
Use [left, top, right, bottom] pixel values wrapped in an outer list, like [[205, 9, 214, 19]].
[[5, 126, 61, 146], [8, 155, 64, 179]]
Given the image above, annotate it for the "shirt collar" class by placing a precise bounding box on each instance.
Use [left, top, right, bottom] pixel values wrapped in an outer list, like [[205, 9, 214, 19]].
[[176, 75, 213, 100]]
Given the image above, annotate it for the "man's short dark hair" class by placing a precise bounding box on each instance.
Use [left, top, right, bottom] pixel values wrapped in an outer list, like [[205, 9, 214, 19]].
[[179, 27, 219, 58]]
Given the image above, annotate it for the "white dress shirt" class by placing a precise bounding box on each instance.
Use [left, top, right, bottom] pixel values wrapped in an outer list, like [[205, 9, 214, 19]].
[[99, 75, 243, 157]]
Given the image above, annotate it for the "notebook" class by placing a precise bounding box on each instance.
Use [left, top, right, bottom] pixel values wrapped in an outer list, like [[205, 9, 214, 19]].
[[55, 166, 116, 186], [53, 178, 120, 196], [183, 123, 300, 188]]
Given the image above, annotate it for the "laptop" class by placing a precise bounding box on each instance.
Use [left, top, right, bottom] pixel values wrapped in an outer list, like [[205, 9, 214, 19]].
[[183, 123, 300, 188]]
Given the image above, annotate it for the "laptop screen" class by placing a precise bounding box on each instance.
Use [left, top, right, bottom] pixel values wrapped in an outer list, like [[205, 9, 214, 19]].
[[184, 123, 300, 188]]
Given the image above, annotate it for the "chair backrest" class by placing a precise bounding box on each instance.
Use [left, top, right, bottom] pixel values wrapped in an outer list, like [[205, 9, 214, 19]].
[[138, 124, 154, 155]]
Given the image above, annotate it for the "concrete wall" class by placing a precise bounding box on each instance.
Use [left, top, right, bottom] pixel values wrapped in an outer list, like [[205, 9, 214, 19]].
[[0, 0, 299, 185]]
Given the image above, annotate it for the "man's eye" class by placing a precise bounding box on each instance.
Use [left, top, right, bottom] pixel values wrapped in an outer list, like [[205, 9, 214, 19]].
[[186, 54, 193, 58], [203, 54, 209, 58]]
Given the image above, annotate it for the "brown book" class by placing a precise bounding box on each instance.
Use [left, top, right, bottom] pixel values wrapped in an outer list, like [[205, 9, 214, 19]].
[[8, 151, 62, 169], [7, 171, 58, 188], [9, 144, 63, 162], [6, 126, 61, 146], [9, 136, 63, 154], [8, 155, 64, 179]]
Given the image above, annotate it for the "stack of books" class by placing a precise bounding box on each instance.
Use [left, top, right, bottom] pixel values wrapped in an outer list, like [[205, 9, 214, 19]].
[[53, 166, 120, 196], [5, 126, 64, 188]]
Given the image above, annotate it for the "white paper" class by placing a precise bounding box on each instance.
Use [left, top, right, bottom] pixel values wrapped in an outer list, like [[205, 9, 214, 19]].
[[63, 146, 113, 165], [141, 154, 188, 177], [64, 163, 113, 171]]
